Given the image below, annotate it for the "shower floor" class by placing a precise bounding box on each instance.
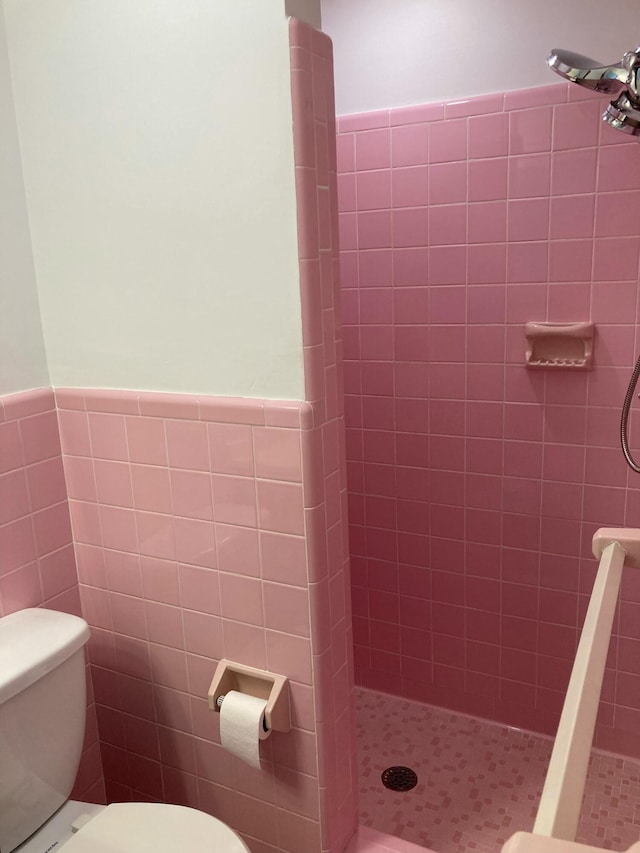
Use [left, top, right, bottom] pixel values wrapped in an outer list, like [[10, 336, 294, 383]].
[[356, 688, 640, 853]]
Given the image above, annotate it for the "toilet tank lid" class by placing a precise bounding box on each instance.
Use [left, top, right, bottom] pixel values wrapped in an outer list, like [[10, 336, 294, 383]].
[[0, 608, 90, 704]]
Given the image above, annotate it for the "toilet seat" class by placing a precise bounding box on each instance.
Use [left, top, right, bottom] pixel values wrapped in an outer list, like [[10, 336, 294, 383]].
[[60, 802, 250, 852]]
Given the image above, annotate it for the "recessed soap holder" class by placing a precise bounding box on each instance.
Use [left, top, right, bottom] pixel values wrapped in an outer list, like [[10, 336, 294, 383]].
[[525, 322, 595, 370], [207, 659, 291, 733]]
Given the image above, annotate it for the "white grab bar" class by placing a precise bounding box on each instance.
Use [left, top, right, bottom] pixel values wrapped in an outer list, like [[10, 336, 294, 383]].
[[533, 527, 640, 841]]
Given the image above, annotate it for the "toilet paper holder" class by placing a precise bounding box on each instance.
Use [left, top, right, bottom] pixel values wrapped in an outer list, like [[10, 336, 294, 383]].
[[207, 659, 291, 733]]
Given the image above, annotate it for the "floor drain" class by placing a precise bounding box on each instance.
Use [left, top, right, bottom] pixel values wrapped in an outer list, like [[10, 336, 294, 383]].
[[381, 765, 418, 792]]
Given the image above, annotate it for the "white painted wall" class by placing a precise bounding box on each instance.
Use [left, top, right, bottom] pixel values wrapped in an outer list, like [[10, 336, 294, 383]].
[[0, 3, 48, 395], [4, 0, 305, 399], [322, 0, 640, 115]]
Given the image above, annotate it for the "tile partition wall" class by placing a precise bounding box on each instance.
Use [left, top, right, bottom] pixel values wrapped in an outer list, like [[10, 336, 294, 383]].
[[289, 17, 358, 853], [0, 387, 105, 803], [337, 82, 640, 757]]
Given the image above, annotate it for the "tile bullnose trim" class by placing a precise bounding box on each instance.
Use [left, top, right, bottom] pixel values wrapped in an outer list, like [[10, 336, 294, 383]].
[[54, 387, 315, 427], [1, 386, 55, 421]]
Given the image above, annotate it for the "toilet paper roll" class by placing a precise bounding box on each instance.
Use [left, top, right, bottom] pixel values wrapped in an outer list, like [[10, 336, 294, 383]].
[[219, 690, 270, 769]]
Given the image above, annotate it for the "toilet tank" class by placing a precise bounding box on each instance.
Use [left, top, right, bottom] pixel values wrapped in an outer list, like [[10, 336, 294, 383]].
[[0, 608, 91, 853]]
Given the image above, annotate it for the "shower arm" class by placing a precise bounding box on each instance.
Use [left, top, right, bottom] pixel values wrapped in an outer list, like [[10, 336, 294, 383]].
[[547, 46, 640, 101]]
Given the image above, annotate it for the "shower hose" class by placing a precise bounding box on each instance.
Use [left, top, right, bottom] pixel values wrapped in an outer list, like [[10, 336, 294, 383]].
[[621, 352, 640, 473]]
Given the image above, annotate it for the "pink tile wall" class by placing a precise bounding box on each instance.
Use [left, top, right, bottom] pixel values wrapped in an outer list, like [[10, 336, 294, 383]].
[[57, 378, 354, 853], [290, 17, 358, 853], [0, 387, 105, 804], [57, 390, 318, 852], [337, 83, 640, 758]]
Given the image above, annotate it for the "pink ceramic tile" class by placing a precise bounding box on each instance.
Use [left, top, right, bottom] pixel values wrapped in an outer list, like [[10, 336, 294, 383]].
[[469, 111, 509, 159], [0, 469, 30, 525], [1, 515, 38, 574], [593, 237, 640, 281], [341, 111, 390, 133], [391, 166, 429, 208], [211, 475, 257, 528], [468, 201, 507, 243], [336, 133, 356, 172], [551, 147, 597, 195], [165, 420, 209, 471], [507, 241, 549, 282], [548, 239, 592, 281], [215, 522, 260, 576], [509, 153, 551, 199], [391, 124, 428, 167], [509, 107, 553, 155], [468, 157, 508, 202], [69, 500, 102, 546], [550, 195, 595, 239], [174, 517, 216, 569], [257, 480, 305, 535], [508, 198, 550, 242], [93, 459, 134, 508], [33, 502, 73, 557], [428, 162, 466, 206], [338, 173, 357, 212], [260, 531, 308, 586], [553, 100, 601, 150], [467, 243, 506, 284], [359, 210, 392, 249], [26, 456, 67, 511], [2, 387, 54, 420], [100, 505, 138, 553], [87, 390, 140, 415], [266, 630, 312, 684], [55, 388, 86, 411], [428, 204, 466, 246], [504, 83, 567, 110], [428, 246, 467, 285], [390, 103, 445, 126], [357, 250, 392, 288], [207, 423, 254, 476], [56, 411, 92, 456], [429, 119, 467, 163], [445, 92, 504, 119], [222, 619, 267, 669], [355, 129, 391, 171], [357, 170, 392, 210], [253, 428, 302, 482], [200, 396, 266, 426], [170, 469, 213, 520], [85, 413, 128, 462], [20, 411, 61, 464], [178, 563, 220, 614], [0, 419, 24, 473], [131, 464, 172, 514], [140, 556, 180, 605], [392, 208, 428, 248], [219, 572, 264, 625], [598, 142, 640, 191], [596, 191, 640, 238], [126, 417, 168, 466]]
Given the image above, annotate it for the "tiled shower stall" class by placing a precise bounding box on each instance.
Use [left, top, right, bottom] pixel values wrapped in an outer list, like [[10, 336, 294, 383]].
[[337, 82, 640, 759]]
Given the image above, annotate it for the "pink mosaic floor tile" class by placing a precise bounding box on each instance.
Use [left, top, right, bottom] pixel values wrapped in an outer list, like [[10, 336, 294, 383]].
[[356, 689, 640, 853]]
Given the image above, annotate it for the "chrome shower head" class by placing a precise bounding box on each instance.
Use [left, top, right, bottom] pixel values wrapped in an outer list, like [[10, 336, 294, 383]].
[[547, 45, 640, 137]]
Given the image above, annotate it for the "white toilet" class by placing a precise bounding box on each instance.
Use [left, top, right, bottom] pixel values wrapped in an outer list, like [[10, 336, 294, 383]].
[[0, 608, 250, 853]]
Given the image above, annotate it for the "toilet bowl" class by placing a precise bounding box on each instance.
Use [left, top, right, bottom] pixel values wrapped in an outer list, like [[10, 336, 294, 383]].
[[0, 609, 250, 853], [16, 801, 250, 853]]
